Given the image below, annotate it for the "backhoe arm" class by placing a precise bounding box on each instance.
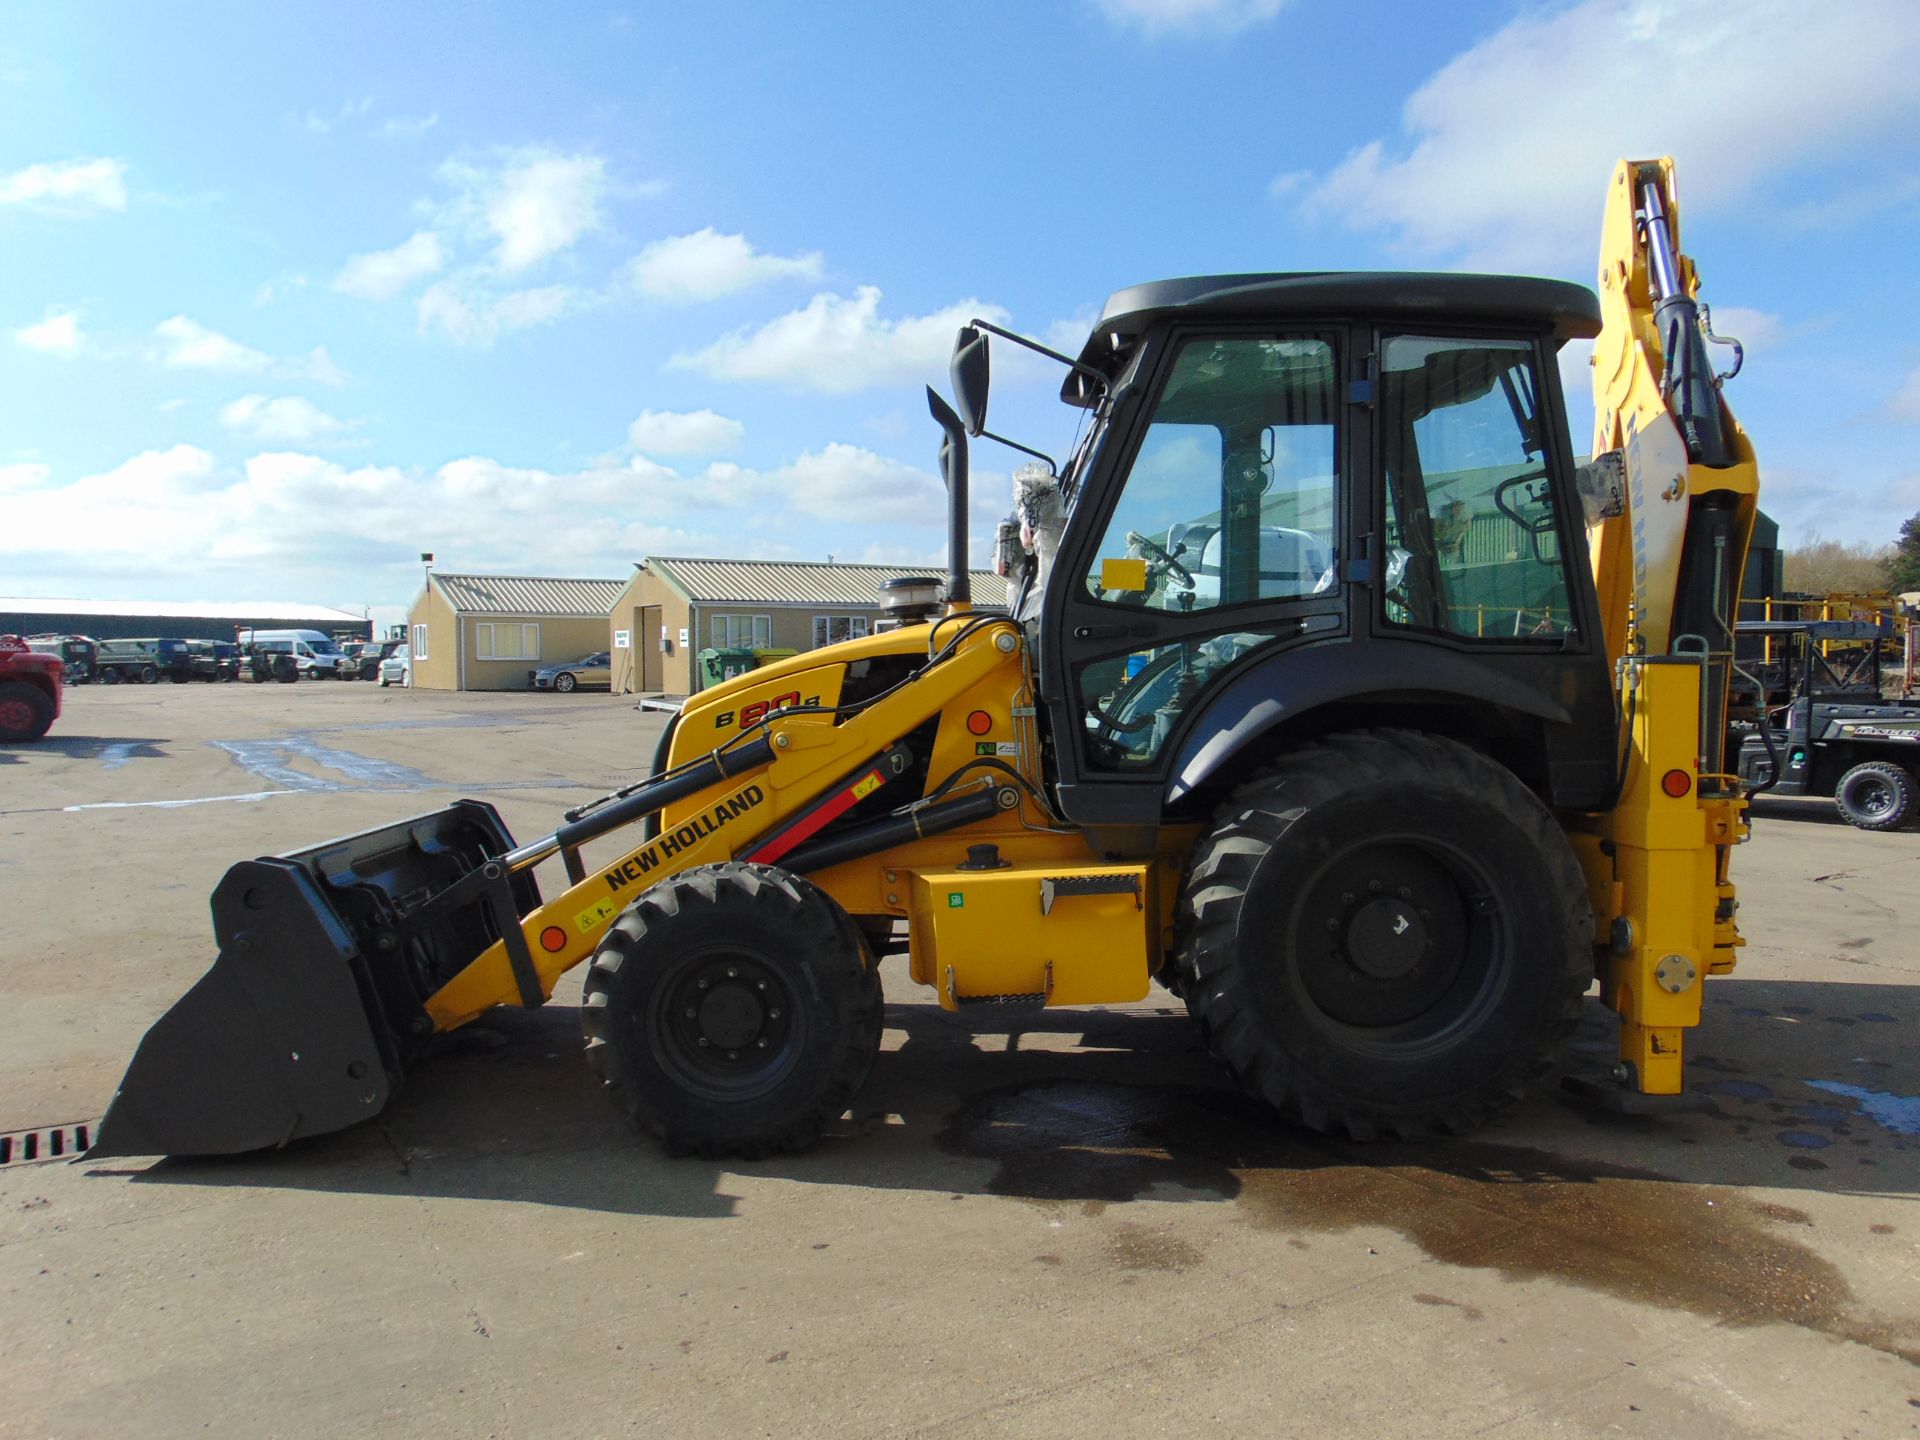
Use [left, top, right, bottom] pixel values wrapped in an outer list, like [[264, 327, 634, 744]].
[[1579, 157, 1759, 1099]]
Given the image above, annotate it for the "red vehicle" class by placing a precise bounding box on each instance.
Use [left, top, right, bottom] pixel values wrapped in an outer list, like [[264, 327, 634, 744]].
[[0, 634, 63, 741]]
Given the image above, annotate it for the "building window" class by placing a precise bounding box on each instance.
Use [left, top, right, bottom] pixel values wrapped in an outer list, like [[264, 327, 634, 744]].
[[811, 615, 871, 648], [475, 622, 540, 660], [711, 614, 772, 649], [412, 623, 429, 660]]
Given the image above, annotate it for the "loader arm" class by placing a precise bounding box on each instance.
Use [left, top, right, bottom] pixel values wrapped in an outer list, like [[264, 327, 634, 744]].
[[422, 616, 1026, 1028], [1578, 157, 1759, 1099]]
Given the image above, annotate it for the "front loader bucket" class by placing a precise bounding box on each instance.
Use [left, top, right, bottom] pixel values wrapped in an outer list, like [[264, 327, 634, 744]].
[[90, 801, 538, 1159]]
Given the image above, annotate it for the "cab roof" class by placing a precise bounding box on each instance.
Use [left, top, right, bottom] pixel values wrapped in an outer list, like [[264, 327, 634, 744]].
[[1067, 271, 1600, 403]]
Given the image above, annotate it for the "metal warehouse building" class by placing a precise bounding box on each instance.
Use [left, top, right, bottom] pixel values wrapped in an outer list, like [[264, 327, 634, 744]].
[[609, 557, 1008, 696], [405, 572, 628, 692], [0, 597, 372, 644]]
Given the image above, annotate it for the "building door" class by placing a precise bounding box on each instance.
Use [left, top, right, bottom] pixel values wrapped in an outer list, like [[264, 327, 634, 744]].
[[640, 605, 663, 692]]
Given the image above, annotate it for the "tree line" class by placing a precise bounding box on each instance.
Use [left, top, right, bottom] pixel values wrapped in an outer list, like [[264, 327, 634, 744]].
[[1784, 512, 1920, 596]]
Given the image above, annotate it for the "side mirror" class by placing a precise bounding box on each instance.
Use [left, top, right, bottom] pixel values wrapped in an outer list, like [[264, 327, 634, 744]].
[[951, 325, 989, 438]]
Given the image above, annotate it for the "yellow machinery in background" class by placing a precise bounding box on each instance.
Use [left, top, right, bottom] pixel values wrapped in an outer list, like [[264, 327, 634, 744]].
[[94, 158, 1760, 1160]]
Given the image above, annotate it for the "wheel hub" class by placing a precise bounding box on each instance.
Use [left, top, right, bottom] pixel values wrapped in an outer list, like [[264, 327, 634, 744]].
[[1345, 898, 1428, 978], [659, 953, 796, 1087], [1293, 843, 1473, 1029], [697, 985, 764, 1050]]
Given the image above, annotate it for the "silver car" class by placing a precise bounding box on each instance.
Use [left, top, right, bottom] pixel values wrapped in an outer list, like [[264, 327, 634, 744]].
[[378, 644, 411, 688], [529, 652, 612, 692]]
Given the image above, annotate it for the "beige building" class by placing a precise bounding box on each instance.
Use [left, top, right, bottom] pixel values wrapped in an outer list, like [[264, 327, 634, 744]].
[[610, 557, 1008, 696], [406, 572, 626, 691]]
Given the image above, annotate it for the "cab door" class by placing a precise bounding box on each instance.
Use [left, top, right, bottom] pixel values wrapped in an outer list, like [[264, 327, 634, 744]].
[[1040, 326, 1353, 825]]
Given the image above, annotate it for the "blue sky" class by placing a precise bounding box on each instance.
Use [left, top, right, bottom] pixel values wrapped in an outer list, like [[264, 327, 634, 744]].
[[5, 0, 1920, 633]]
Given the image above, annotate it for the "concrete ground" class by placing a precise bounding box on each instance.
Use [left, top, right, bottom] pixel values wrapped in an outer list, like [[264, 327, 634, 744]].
[[2, 679, 1918, 1439]]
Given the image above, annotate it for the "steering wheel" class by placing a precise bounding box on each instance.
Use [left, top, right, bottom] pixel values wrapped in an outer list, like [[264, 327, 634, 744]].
[[1126, 531, 1194, 589], [1491, 469, 1554, 533]]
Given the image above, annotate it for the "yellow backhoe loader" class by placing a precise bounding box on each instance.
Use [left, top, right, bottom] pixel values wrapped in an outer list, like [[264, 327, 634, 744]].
[[91, 157, 1758, 1159]]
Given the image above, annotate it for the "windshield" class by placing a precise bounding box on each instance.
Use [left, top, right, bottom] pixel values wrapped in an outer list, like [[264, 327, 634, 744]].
[[310, 638, 344, 655]]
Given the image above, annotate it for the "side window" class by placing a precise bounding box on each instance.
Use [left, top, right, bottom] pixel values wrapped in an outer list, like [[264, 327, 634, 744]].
[[1083, 337, 1338, 613], [1380, 335, 1575, 639]]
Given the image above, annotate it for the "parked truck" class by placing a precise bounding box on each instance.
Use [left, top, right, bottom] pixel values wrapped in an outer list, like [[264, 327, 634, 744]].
[[0, 635, 63, 741]]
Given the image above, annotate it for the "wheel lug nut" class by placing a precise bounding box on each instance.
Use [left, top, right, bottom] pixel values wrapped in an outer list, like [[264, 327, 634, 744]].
[[769, 1009, 782, 1020], [756, 1039, 768, 1049], [757, 981, 767, 991], [697, 978, 710, 989], [684, 1007, 697, 1018], [1340, 892, 1355, 905], [697, 1037, 710, 1047], [1326, 918, 1340, 932], [727, 1051, 738, 1060], [1397, 886, 1412, 900], [1368, 880, 1383, 894], [726, 967, 738, 978]]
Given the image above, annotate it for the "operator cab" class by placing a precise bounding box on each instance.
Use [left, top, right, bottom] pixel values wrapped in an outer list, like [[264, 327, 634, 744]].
[[943, 272, 1614, 829]]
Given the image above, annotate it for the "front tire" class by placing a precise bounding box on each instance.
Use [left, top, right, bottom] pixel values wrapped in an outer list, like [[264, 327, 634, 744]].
[[1176, 729, 1590, 1141], [0, 682, 54, 741], [102, 668, 122, 686], [1835, 760, 1915, 831], [582, 863, 882, 1158], [554, 672, 577, 693]]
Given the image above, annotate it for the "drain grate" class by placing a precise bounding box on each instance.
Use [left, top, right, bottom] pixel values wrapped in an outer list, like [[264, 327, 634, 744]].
[[0, 1121, 95, 1167]]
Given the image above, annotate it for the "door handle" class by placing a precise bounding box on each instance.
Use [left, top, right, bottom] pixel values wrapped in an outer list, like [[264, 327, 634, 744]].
[[1073, 622, 1152, 641]]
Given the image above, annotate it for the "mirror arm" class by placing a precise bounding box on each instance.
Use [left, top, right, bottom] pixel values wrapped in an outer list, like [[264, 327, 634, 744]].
[[968, 317, 1112, 398], [979, 429, 1057, 475]]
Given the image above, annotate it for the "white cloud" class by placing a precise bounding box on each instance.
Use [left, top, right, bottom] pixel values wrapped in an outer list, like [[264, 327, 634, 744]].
[[14, 308, 83, 356], [416, 281, 577, 345], [627, 408, 745, 457], [624, 229, 824, 303], [732, 444, 944, 526], [334, 231, 443, 300], [1288, 0, 1920, 271], [0, 462, 52, 492], [1884, 368, 1920, 423], [0, 157, 128, 214], [145, 318, 348, 384], [375, 112, 439, 141], [151, 316, 272, 373], [0, 426, 986, 592], [302, 345, 350, 388], [1092, 0, 1284, 35], [674, 286, 1007, 393], [305, 96, 374, 135], [439, 149, 607, 274], [219, 395, 356, 445]]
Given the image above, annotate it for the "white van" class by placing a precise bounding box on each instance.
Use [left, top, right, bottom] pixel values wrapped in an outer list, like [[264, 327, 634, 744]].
[[237, 629, 352, 679]]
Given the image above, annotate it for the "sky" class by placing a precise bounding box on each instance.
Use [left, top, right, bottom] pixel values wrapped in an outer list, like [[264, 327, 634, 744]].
[[5, 0, 1920, 635]]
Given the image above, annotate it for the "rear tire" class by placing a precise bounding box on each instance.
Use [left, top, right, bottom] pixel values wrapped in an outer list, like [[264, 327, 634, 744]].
[[582, 863, 883, 1158], [1175, 729, 1591, 1141], [0, 682, 54, 741], [1834, 760, 1915, 831], [139, 664, 157, 685]]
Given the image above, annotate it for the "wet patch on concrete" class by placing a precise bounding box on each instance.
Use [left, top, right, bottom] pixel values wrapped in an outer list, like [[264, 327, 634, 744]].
[[938, 1079, 1920, 1365], [212, 734, 572, 796], [1807, 1081, 1920, 1137], [1412, 1292, 1483, 1321]]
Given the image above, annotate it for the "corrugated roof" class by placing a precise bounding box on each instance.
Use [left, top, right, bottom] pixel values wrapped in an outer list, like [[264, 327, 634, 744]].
[[432, 572, 626, 616], [0, 597, 368, 623], [645, 558, 1009, 608]]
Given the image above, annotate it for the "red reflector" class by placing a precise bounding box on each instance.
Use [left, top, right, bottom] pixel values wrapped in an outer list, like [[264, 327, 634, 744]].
[[1660, 769, 1692, 798], [539, 926, 568, 952], [966, 710, 993, 735]]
